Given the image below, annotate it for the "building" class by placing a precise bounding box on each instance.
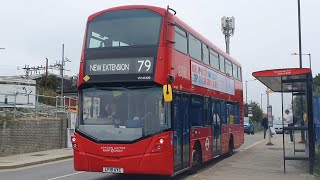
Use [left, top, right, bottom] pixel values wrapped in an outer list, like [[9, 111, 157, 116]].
[[0, 76, 36, 107]]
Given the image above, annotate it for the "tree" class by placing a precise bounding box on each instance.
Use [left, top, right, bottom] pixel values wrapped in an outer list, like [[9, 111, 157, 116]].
[[36, 75, 58, 106], [292, 96, 306, 125], [289, 74, 320, 125], [314, 74, 320, 95], [244, 101, 263, 123], [38, 75, 58, 90]]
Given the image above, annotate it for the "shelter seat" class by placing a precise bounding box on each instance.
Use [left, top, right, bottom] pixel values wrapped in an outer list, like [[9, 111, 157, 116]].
[[284, 156, 309, 161], [283, 126, 308, 131]]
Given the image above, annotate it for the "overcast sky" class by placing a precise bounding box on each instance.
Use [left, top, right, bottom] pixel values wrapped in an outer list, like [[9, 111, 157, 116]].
[[0, 0, 319, 118]]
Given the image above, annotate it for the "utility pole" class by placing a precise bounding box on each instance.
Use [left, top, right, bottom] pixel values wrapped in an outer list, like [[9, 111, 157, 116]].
[[221, 16, 235, 54], [60, 44, 64, 108], [261, 94, 263, 110], [45, 58, 48, 90], [22, 65, 43, 78], [246, 81, 248, 105], [245, 79, 256, 105]]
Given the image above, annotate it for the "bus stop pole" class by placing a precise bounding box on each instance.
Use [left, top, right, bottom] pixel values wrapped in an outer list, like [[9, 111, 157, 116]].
[[281, 77, 286, 173]]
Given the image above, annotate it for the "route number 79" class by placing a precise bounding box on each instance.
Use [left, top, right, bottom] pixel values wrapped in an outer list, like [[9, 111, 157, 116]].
[[138, 60, 151, 72]]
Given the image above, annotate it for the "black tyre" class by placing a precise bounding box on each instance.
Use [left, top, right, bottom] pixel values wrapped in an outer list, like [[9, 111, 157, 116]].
[[189, 147, 202, 174], [228, 140, 234, 157]]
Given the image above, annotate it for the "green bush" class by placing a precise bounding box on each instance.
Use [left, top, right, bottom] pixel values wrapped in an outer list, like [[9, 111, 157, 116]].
[[37, 86, 57, 106], [253, 121, 263, 132]]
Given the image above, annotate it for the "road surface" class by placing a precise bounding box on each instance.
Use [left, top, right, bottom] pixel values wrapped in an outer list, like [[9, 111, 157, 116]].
[[0, 133, 264, 180]]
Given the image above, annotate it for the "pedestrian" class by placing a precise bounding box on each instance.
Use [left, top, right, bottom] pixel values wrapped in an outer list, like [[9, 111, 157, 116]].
[[261, 115, 268, 139], [283, 109, 294, 143]]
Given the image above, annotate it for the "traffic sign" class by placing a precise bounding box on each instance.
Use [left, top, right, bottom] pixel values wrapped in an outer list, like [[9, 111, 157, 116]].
[[248, 106, 253, 117]]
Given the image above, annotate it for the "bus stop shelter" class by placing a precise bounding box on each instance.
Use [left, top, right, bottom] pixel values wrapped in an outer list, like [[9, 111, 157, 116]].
[[252, 68, 315, 174]]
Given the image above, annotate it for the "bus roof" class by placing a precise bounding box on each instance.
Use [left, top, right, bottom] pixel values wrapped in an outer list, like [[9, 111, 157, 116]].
[[87, 5, 241, 67]]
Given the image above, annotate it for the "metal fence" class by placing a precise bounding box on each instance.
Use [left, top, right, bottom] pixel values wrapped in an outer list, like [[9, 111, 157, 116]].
[[0, 92, 77, 119]]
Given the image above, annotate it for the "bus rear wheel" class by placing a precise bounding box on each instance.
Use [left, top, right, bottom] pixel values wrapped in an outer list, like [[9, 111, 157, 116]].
[[189, 147, 202, 174], [228, 140, 234, 157]]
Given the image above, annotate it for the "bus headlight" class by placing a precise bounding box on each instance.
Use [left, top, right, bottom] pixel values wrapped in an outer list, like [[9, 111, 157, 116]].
[[72, 137, 76, 142]]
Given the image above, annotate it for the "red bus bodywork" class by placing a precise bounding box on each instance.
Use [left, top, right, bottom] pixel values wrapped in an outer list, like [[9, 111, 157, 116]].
[[73, 5, 243, 176]]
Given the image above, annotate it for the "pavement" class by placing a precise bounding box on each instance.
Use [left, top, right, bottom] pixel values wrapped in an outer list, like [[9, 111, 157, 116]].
[[0, 148, 73, 169], [185, 133, 316, 180], [0, 133, 316, 180]]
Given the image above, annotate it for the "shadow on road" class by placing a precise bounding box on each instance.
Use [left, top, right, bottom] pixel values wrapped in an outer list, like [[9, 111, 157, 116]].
[[90, 153, 237, 180]]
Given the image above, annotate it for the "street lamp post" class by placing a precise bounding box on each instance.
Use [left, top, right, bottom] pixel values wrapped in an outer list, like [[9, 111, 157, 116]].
[[245, 79, 256, 104], [291, 53, 311, 69], [297, 0, 303, 68], [291, 52, 309, 143], [261, 93, 267, 111], [261, 93, 267, 119]]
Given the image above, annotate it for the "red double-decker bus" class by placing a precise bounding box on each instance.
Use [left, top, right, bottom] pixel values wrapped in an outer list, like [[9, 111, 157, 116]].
[[72, 5, 244, 176]]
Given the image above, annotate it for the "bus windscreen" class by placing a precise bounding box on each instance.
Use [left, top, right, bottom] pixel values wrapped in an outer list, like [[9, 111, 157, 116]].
[[77, 87, 171, 142]]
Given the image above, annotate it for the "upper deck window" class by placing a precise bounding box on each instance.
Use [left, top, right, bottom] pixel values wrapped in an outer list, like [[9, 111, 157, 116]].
[[188, 34, 202, 61], [233, 63, 238, 79], [202, 44, 210, 65], [219, 55, 225, 73], [210, 49, 219, 70], [174, 26, 188, 54], [86, 9, 162, 49], [237, 66, 242, 81], [225, 59, 233, 76]]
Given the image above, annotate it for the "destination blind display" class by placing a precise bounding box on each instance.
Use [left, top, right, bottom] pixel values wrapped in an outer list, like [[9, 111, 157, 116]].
[[85, 57, 154, 75]]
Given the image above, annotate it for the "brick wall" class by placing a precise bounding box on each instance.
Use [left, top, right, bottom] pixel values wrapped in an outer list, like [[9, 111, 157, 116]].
[[0, 114, 68, 154]]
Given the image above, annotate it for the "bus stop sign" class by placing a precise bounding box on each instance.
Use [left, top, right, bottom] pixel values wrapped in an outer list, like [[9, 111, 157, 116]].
[[248, 106, 253, 117]]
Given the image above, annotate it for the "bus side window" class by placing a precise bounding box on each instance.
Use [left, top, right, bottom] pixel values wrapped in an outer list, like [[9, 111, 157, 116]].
[[174, 26, 188, 54], [226, 104, 230, 124], [227, 103, 235, 125], [234, 103, 240, 124], [191, 95, 203, 126], [203, 97, 210, 126]]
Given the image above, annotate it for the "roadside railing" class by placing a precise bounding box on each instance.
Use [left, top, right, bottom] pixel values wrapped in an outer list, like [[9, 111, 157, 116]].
[[0, 92, 77, 119]]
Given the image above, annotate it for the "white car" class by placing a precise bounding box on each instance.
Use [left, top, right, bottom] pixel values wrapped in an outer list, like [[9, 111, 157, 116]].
[[272, 120, 288, 134]]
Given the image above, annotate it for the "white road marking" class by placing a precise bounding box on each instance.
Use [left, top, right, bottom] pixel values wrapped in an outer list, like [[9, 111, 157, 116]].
[[243, 139, 265, 150], [0, 159, 73, 172], [47, 172, 84, 180]]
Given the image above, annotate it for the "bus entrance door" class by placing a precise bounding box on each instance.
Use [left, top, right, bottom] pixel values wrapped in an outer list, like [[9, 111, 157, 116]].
[[173, 93, 190, 172]]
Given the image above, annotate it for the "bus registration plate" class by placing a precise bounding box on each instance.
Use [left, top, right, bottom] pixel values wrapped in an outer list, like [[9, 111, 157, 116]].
[[103, 167, 124, 173]]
